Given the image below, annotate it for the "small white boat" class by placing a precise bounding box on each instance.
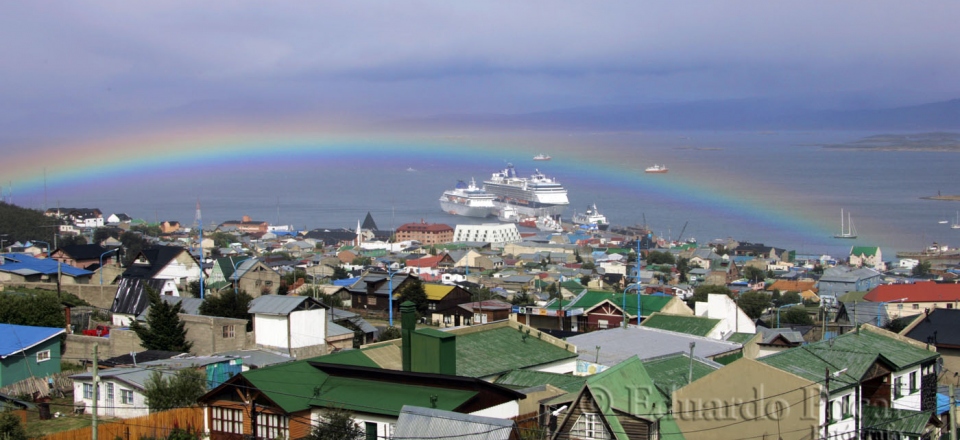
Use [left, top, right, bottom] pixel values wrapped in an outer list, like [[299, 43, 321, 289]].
[[953, 211, 960, 229], [833, 209, 858, 239], [645, 164, 668, 174], [533, 154, 551, 161]]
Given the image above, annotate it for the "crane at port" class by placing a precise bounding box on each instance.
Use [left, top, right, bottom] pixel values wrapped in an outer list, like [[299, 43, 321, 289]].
[[676, 221, 688, 243]]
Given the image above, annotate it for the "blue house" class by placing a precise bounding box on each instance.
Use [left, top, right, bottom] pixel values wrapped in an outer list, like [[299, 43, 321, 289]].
[[0, 323, 66, 387]]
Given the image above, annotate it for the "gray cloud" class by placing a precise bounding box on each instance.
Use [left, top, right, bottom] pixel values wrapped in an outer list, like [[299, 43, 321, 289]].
[[0, 0, 958, 138]]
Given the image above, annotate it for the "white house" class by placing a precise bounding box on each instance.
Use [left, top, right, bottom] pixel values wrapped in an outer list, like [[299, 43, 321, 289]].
[[248, 295, 329, 359], [694, 293, 757, 336], [71, 356, 241, 419]]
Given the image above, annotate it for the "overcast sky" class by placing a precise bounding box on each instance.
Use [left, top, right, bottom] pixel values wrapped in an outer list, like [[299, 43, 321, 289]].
[[2, 1, 958, 142]]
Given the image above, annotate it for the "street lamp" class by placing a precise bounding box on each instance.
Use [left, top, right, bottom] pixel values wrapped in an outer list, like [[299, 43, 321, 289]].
[[622, 283, 639, 328], [386, 263, 399, 327], [99, 248, 118, 285], [878, 298, 908, 327], [776, 303, 802, 328]]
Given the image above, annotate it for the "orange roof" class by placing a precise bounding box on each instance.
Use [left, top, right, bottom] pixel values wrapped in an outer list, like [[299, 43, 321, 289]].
[[863, 282, 960, 303], [768, 280, 818, 293]]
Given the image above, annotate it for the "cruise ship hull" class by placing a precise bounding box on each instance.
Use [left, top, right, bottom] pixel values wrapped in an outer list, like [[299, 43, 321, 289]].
[[483, 164, 569, 218], [440, 200, 495, 218]]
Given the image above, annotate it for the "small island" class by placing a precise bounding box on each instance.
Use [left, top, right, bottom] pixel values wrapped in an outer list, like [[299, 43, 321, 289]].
[[821, 132, 960, 152], [921, 194, 960, 201]]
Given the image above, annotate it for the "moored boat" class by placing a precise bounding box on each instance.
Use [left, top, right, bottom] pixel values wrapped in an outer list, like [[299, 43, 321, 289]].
[[483, 164, 569, 217], [645, 164, 669, 174], [533, 154, 551, 161], [439, 178, 496, 218], [572, 203, 609, 231]]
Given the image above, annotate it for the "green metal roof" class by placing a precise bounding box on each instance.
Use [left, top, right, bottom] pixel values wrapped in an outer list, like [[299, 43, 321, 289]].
[[725, 332, 756, 344], [560, 280, 587, 292], [640, 314, 720, 337], [240, 355, 479, 416], [760, 328, 938, 393], [581, 357, 671, 440], [305, 349, 380, 368], [455, 326, 577, 378], [851, 246, 880, 257], [546, 291, 673, 317], [642, 354, 721, 404], [242, 360, 328, 413], [313, 376, 477, 417], [493, 369, 587, 393], [862, 406, 932, 435]]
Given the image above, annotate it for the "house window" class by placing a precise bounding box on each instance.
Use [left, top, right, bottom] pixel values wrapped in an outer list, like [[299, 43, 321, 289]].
[[428, 302, 436, 311], [222, 325, 235, 338], [83, 383, 94, 399], [105, 383, 114, 402], [120, 389, 134, 405], [36, 350, 51, 362], [365, 422, 378, 440], [913, 304, 920, 310], [571, 413, 610, 439], [909, 372, 918, 393], [598, 319, 609, 330], [826, 399, 834, 423], [841, 394, 851, 419], [367, 296, 377, 306], [256, 413, 289, 439], [211, 407, 243, 434], [894, 377, 903, 399]]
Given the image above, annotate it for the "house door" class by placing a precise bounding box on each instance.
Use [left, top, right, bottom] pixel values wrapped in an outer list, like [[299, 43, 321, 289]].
[[104, 383, 114, 416]]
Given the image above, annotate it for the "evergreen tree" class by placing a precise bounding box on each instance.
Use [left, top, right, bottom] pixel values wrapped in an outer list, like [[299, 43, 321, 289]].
[[397, 277, 428, 315], [130, 287, 193, 352], [0, 410, 27, 440], [332, 266, 350, 280], [199, 291, 253, 321]]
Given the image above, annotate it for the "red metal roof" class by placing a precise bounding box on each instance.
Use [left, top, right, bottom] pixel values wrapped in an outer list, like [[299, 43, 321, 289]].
[[863, 282, 960, 303]]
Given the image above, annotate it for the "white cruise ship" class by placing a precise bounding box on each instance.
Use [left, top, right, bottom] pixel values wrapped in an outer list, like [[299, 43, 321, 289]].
[[483, 164, 569, 217], [439, 178, 496, 218]]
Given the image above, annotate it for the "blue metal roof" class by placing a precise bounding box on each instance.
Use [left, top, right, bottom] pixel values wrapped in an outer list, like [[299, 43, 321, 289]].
[[0, 253, 93, 277], [0, 324, 66, 358], [332, 277, 358, 287]]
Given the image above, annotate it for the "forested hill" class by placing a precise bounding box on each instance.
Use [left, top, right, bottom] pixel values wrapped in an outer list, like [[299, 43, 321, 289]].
[[0, 202, 61, 246]]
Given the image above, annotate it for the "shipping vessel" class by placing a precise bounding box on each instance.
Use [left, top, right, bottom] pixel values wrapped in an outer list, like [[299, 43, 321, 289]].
[[572, 203, 609, 231], [439, 178, 496, 218], [645, 164, 669, 174], [483, 164, 569, 217]]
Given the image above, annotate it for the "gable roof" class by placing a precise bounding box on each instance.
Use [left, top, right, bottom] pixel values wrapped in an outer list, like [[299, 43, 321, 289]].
[[544, 291, 674, 318], [0, 324, 66, 358], [768, 280, 818, 293], [904, 308, 960, 348], [423, 284, 457, 301], [0, 253, 93, 277], [851, 246, 880, 257], [640, 314, 721, 337], [394, 405, 516, 440], [565, 326, 742, 366], [248, 295, 328, 316], [56, 244, 109, 260], [641, 352, 723, 403], [111, 278, 170, 315], [493, 369, 587, 393], [122, 245, 192, 279], [759, 326, 938, 392], [864, 281, 960, 303]]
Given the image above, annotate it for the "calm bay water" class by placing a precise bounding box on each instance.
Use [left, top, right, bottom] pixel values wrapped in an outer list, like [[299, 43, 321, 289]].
[[27, 130, 960, 259]]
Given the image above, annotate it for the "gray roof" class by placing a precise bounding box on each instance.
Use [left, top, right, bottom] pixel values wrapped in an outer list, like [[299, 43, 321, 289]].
[[565, 326, 743, 367], [327, 321, 354, 338], [820, 266, 882, 283], [248, 295, 328, 315], [757, 327, 805, 344], [72, 367, 172, 390], [215, 349, 292, 368], [393, 405, 516, 440]]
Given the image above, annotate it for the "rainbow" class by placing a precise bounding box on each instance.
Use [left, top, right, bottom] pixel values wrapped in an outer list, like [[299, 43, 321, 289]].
[[3, 123, 840, 248]]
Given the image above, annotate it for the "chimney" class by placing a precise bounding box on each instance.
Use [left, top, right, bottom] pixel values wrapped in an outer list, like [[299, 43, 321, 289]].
[[401, 301, 417, 372]]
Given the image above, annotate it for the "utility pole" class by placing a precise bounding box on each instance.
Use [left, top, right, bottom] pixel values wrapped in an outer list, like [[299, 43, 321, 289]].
[[950, 383, 957, 440], [92, 344, 99, 440]]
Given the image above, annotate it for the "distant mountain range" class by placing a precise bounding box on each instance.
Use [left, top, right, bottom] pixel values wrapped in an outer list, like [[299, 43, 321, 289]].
[[412, 98, 960, 131]]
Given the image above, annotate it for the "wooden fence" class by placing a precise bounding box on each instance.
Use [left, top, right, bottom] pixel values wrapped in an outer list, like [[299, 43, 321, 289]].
[[41, 407, 204, 440]]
